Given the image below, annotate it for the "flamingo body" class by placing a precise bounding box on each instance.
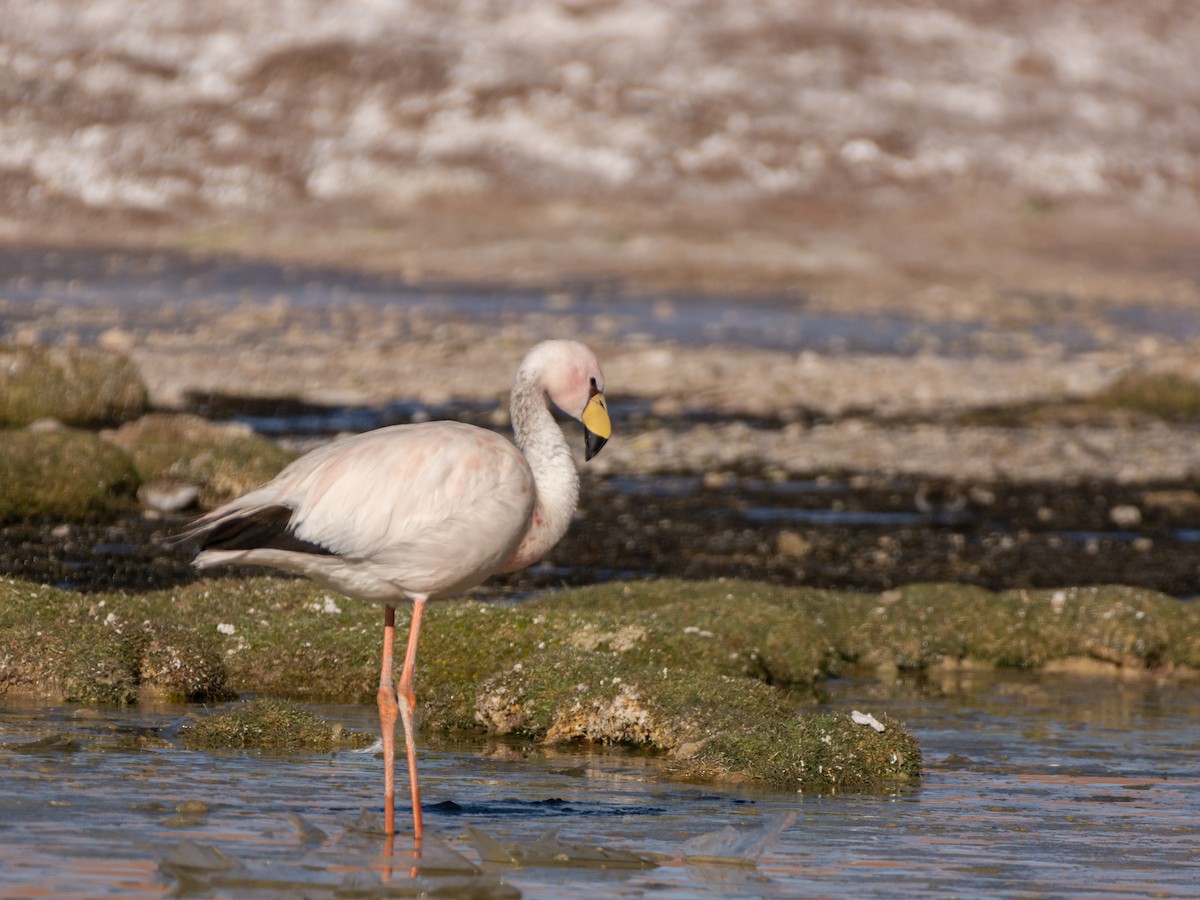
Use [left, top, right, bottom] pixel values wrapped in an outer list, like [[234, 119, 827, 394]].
[[193, 422, 535, 602], [184, 339, 611, 841]]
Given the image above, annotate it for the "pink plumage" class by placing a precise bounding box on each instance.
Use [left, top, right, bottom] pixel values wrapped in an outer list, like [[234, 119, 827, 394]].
[[185, 339, 612, 840]]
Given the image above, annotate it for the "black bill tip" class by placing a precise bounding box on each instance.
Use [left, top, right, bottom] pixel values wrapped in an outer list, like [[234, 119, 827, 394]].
[[585, 429, 608, 461]]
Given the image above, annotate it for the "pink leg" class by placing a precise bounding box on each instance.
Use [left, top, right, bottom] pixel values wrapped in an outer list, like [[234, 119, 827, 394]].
[[377, 605, 399, 836], [397, 595, 427, 842]]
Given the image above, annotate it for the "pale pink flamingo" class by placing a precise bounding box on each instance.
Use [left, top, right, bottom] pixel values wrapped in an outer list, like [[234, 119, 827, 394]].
[[184, 340, 611, 840]]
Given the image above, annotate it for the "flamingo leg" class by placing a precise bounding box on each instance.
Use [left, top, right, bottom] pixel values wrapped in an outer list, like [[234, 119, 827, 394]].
[[377, 605, 399, 836], [397, 595, 427, 842]]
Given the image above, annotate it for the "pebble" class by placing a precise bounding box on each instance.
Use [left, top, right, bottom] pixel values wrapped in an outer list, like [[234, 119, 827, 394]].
[[1109, 505, 1142, 528], [850, 710, 886, 732], [98, 327, 137, 354], [777, 530, 812, 558], [138, 478, 201, 513], [26, 418, 64, 432]]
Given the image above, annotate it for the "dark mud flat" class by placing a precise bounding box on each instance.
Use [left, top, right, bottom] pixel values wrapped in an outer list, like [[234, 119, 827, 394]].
[[585, 471, 1200, 598], [6, 471, 1200, 598]]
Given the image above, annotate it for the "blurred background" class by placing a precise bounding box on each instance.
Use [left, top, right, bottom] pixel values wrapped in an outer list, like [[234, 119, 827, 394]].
[[1, 0, 1198, 307], [2, 0, 1200, 596]]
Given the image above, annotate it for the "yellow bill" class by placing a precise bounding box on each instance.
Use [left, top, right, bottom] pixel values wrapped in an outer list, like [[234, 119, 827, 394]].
[[582, 392, 611, 460]]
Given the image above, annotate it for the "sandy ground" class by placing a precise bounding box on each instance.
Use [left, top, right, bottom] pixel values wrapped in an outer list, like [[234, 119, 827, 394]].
[[2, 2, 1200, 485]]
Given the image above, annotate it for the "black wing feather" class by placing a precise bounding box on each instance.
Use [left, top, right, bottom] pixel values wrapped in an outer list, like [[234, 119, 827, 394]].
[[197, 505, 335, 556]]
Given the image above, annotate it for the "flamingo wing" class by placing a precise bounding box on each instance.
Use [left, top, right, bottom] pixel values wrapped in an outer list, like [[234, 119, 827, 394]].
[[192, 421, 536, 598]]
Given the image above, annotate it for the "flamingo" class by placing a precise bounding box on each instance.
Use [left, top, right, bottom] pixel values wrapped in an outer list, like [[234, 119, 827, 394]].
[[183, 339, 611, 840]]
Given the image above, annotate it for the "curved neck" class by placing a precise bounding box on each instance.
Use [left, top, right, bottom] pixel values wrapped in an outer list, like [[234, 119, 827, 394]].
[[503, 369, 580, 571]]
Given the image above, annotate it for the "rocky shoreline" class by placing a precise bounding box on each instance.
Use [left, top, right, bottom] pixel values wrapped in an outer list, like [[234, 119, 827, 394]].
[[5, 259, 1200, 600]]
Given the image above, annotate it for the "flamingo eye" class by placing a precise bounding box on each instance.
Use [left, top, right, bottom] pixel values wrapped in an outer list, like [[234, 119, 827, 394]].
[[589, 377, 600, 395]]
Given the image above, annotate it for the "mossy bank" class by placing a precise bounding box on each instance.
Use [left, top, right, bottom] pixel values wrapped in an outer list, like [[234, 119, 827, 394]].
[[0, 344, 294, 521], [0, 418, 292, 522], [5, 576, 1199, 790], [0, 345, 147, 428]]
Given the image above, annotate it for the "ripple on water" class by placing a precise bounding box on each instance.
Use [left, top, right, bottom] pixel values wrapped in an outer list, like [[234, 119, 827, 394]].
[[2, 676, 1199, 897]]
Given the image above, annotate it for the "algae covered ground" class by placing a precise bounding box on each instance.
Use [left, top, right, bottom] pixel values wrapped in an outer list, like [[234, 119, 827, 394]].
[[179, 697, 376, 752], [4, 287, 1200, 799], [4, 574, 1199, 792], [0, 345, 293, 521]]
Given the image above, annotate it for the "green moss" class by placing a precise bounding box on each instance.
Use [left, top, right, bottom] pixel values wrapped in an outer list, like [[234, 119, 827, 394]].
[[106, 414, 295, 507], [841, 583, 1002, 669], [139, 622, 232, 702], [0, 429, 140, 521], [0, 579, 232, 704], [994, 585, 1200, 670], [7, 576, 1200, 788], [531, 580, 861, 685], [181, 698, 375, 751], [0, 345, 147, 427], [467, 642, 920, 791], [1093, 370, 1200, 421], [686, 712, 921, 789], [418, 601, 563, 727], [843, 582, 1200, 671]]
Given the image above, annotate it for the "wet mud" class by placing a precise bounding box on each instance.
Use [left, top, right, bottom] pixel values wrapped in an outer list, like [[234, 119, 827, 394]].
[[5, 467, 1200, 599], [584, 469, 1200, 598]]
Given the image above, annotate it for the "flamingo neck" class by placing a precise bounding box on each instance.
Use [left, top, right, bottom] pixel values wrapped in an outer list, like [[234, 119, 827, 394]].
[[503, 369, 579, 571]]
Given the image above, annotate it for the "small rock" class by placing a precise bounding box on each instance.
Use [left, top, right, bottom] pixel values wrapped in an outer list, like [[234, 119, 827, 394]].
[[777, 530, 811, 558], [159, 840, 235, 874], [1050, 590, 1067, 614], [1109, 504, 1142, 528], [98, 327, 137, 354], [914, 482, 966, 514], [26, 418, 64, 432], [850, 710, 886, 732], [968, 485, 996, 506], [138, 478, 201, 513], [703, 470, 734, 489], [288, 813, 329, 845], [674, 740, 707, 759]]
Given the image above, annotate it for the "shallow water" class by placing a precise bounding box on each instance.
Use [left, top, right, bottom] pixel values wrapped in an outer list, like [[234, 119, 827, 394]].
[[6, 247, 1200, 356], [2, 673, 1198, 898]]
